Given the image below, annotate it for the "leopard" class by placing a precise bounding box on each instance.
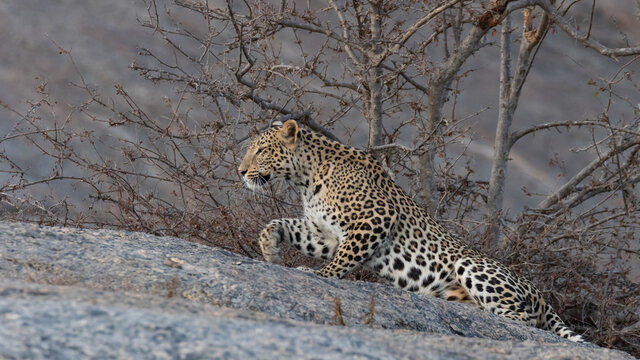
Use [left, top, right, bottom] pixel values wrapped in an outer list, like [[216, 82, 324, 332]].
[[238, 119, 583, 342]]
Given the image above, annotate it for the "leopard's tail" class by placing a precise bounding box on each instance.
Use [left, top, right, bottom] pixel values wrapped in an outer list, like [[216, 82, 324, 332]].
[[540, 303, 584, 342]]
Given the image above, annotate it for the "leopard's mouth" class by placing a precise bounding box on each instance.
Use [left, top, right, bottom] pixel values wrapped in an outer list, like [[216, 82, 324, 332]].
[[245, 173, 271, 190]]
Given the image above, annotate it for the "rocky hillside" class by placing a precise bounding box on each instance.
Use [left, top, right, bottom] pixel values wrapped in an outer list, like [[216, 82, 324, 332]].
[[0, 221, 633, 359]]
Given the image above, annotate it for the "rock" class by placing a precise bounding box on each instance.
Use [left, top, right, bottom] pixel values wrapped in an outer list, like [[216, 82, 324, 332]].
[[0, 280, 632, 360], [0, 221, 633, 359]]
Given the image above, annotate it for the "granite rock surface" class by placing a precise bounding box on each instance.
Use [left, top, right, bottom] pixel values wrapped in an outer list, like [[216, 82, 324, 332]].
[[0, 221, 633, 359]]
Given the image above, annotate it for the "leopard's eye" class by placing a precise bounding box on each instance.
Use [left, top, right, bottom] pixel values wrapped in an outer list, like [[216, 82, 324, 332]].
[[255, 148, 264, 155]]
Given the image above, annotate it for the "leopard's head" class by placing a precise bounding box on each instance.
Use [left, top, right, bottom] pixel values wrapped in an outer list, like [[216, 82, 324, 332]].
[[238, 120, 301, 191]]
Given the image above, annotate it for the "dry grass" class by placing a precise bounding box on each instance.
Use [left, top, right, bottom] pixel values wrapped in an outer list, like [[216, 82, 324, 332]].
[[165, 277, 181, 299], [332, 296, 346, 326], [364, 293, 377, 328]]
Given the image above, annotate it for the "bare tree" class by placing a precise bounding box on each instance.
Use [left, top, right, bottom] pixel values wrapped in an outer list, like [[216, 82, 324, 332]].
[[485, 2, 639, 248]]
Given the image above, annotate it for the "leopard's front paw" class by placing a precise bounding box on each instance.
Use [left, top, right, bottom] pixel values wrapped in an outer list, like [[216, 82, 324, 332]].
[[259, 223, 282, 264]]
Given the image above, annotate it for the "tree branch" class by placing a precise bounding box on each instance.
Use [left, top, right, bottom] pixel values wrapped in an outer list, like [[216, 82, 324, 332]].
[[535, 0, 640, 59], [510, 120, 640, 146], [327, 0, 362, 65], [310, 69, 359, 91], [370, 142, 416, 152], [278, 19, 365, 57], [380, 63, 429, 93], [372, 0, 462, 66], [241, 90, 339, 142], [537, 136, 640, 209]]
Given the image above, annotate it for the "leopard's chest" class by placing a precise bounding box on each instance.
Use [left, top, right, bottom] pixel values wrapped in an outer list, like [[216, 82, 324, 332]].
[[303, 194, 344, 240]]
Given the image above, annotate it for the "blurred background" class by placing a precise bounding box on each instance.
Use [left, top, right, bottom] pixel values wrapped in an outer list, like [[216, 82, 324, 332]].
[[1, 0, 639, 209]]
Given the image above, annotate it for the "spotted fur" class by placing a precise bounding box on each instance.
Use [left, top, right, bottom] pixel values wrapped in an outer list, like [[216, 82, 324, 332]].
[[238, 120, 583, 342]]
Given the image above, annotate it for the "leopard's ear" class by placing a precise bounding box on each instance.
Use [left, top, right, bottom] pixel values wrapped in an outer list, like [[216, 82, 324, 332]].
[[270, 120, 283, 128], [278, 120, 298, 149]]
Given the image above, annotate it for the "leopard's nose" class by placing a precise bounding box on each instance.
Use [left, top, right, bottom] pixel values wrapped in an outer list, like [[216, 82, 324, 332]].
[[240, 170, 247, 176]]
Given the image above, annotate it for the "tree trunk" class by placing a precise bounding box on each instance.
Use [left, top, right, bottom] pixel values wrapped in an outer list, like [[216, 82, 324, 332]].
[[486, 15, 513, 248], [419, 24, 490, 216], [368, 66, 384, 151], [419, 86, 447, 216], [486, 10, 550, 247], [367, 2, 384, 154]]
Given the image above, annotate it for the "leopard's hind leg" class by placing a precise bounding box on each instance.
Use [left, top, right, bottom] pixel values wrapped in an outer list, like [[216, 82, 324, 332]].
[[440, 283, 477, 305]]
